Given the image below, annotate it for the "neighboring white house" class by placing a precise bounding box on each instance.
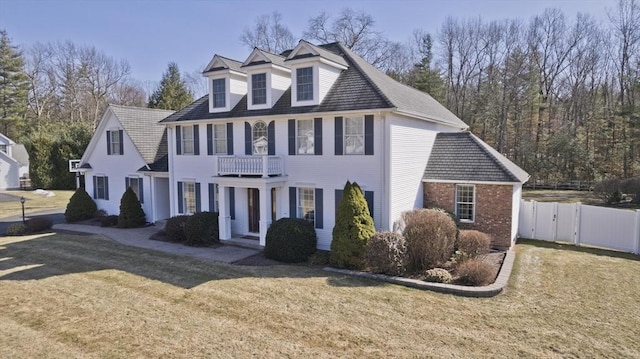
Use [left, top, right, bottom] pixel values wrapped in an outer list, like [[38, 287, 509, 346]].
[[78, 105, 174, 221], [0, 132, 29, 190]]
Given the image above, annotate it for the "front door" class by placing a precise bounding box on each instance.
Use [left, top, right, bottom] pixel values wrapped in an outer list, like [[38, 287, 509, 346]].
[[248, 188, 260, 233]]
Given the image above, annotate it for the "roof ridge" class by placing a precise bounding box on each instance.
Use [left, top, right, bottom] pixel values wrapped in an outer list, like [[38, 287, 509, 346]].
[[108, 104, 174, 113], [466, 133, 518, 182], [215, 55, 243, 64]]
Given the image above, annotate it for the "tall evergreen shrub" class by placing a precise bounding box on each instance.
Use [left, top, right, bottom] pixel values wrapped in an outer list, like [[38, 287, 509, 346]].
[[64, 187, 97, 222], [118, 187, 146, 228]]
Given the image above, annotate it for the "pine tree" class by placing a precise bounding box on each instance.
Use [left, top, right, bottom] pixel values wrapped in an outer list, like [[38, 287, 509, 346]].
[[64, 187, 97, 222], [148, 62, 193, 110], [0, 30, 29, 140], [330, 181, 376, 269], [118, 187, 146, 228]]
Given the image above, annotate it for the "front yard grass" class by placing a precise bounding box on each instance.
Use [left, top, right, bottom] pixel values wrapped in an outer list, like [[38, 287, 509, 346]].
[[0, 190, 74, 218], [0, 234, 638, 358]]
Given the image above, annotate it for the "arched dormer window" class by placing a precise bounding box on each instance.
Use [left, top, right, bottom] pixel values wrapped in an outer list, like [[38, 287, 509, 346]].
[[252, 121, 268, 155]]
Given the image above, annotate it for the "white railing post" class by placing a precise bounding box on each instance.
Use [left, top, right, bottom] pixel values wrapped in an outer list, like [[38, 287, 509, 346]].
[[262, 155, 269, 178], [634, 209, 640, 255]]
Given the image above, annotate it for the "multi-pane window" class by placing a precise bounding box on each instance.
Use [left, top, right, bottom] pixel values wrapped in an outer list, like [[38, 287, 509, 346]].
[[252, 121, 268, 155], [109, 129, 121, 155], [296, 119, 314, 154], [181, 125, 194, 155], [213, 124, 227, 154], [183, 182, 196, 214], [212, 78, 226, 108], [344, 117, 364, 154], [455, 184, 475, 222], [95, 176, 107, 199], [128, 177, 141, 202], [297, 188, 315, 223], [252, 73, 267, 105], [0, 144, 7, 153], [296, 67, 313, 101]]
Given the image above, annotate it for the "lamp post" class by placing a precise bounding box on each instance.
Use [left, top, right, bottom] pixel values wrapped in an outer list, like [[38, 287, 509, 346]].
[[20, 196, 26, 224]]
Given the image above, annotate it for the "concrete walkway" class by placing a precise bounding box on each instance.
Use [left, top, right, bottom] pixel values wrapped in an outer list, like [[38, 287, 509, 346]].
[[53, 223, 260, 264]]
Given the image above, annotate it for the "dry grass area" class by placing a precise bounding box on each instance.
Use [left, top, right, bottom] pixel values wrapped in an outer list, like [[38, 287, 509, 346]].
[[0, 234, 638, 358], [0, 190, 74, 218], [522, 189, 600, 204]]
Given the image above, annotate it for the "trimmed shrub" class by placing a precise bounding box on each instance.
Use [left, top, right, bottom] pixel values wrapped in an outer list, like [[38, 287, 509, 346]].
[[164, 215, 190, 242], [101, 215, 119, 227], [457, 258, 495, 286], [456, 230, 491, 262], [94, 209, 107, 218], [6, 223, 27, 236], [118, 187, 146, 228], [364, 231, 407, 276], [330, 181, 375, 269], [265, 218, 317, 263], [402, 208, 458, 273], [308, 251, 330, 266], [25, 217, 53, 233], [424, 268, 452, 284], [184, 212, 220, 246], [64, 187, 97, 222]]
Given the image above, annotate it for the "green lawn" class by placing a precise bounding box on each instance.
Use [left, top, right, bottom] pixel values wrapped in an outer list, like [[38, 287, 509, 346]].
[[0, 234, 638, 358], [0, 190, 74, 218]]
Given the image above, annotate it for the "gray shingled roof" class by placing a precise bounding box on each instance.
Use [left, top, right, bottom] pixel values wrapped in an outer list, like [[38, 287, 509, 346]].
[[109, 105, 174, 164], [204, 55, 244, 73], [242, 49, 288, 68], [424, 132, 529, 183], [161, 41, 467, 130], [12, 144, 29, 164], [286, 40, 349, 68]]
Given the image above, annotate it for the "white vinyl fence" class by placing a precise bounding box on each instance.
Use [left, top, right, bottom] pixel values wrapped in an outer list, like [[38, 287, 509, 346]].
[[519, 200, 640, 254]]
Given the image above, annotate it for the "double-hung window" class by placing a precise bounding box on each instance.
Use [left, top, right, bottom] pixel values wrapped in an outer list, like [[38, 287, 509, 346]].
[[109, 129, 121, 155], [94, 175, 109, 200], [455, 184, 475, 222], [296, 67, 313, 101], [252, 73, 267, 105], [212, 79, 226, 108], [181, 125, 194, 155], [213, 124, 227, 154], [344, 117, 364, 155], [183, 182, 196, 214], [252, 121, 268, 155], [296, 119, 314, 154], [127, 177, 142, 203], [297, 188, 315, 223]]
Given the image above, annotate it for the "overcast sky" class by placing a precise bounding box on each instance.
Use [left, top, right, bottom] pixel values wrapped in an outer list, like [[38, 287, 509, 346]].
[[1, 0, 618, 84]]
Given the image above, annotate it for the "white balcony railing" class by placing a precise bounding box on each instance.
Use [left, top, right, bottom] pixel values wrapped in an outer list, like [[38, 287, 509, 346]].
[[217, 155, 284, 178]]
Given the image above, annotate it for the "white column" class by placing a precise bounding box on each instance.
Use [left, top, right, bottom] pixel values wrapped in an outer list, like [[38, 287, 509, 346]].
[[262, 155, 269, 179], [218, 185, 232, 240], [150, 176, 156, 223], [258, 185, 270, 246]]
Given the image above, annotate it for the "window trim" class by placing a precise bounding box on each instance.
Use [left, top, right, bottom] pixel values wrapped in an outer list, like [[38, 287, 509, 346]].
[[296, 119, 314, 155], [181, 125, 195, 155], [183, 181, 197, 215], [297, 187, 315, 224], [109, 129, 121, 155], [455, 184, 476, 223], [296, 67, 313, 102], [212, 78, 226, 108], [344, 116, 365, 155], [252, 121, 268, 155], [213, 123, 227, 154], [95, 175, 108, 200], [127, 176, 143, 203], [251, 73, 267, 105]]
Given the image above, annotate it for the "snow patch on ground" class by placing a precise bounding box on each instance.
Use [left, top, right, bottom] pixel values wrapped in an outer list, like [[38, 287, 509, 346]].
[[33, 189, 56, 197]]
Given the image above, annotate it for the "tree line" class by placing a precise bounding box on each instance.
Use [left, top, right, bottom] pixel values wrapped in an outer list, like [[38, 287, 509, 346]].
[[1, 1, 638, 189]]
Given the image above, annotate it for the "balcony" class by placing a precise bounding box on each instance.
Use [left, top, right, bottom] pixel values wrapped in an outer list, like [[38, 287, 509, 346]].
[[217, 155, 284, 178]]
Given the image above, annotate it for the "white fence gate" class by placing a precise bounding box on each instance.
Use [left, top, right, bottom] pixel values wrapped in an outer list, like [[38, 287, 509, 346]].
[[519, 200, 640, 254]]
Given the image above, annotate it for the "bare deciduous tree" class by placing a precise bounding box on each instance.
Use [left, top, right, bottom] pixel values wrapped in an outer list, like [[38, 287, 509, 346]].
[[240, 12, 296, 54]]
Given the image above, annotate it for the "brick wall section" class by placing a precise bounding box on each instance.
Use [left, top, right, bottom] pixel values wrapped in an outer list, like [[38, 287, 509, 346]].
[[423, 182, 513, 249]]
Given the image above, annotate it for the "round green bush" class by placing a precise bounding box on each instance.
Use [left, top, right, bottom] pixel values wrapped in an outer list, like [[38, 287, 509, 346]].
[[424, 268, 452, 284], [184, 212, 220, 246], [164, 215, 190, 242], [364, 231, 407, 276], [64, 187, 97, 222], [6, 223, 27, 236], [118, 187, 146, 228], [101, 215, 119, 227], [265, 218, 317, 263], [456, 258, 495, 286]]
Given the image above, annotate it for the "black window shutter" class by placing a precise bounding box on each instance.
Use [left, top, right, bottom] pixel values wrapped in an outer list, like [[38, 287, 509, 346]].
[[139, 179, 144, 204], [226, 123, 234, 155], [106, 131, 112, 155], [193, 125, 200, 155], [176, 126, 182, 155], [119, 129, 124, 155], [288, 119, 296, 155], [208, 183, 215, 212], [93, 176, 97, 199], [315, 188, 323, 229], [314, 118, 322, 155], [334, 117, 343, 155], [244, 122, 252, 155], [207, 124, 213, 155], [364, 191, 374, 217], [334, 189, 343, 215], [229, 187, 235, 219], [104, 176, 109, 200], [364, 115, 374, 155], [267, 121, 275, 155], [195, 182, 201, 212], [177, 181, 184, 213], [289, 187, 297, 218]]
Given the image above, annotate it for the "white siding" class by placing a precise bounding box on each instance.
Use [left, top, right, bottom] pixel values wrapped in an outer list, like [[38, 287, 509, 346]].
[[229, 74, 247, 110], [0, 152, 20, 190], [387, 115, 459, 229], [511, 184, 522, 241], [271, 68, 291, 106], [318, 64, 341, 103]]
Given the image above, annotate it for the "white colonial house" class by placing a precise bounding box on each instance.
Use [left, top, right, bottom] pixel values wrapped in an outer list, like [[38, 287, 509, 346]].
[[0, 132, 29, 190], [80, 40, 529, 250]]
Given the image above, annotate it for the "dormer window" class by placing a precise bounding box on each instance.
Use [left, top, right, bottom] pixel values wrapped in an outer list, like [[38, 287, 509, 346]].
[[252, 73, 267, 105], [296, 67, 313, 101], [212, 79, 226, 108]]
